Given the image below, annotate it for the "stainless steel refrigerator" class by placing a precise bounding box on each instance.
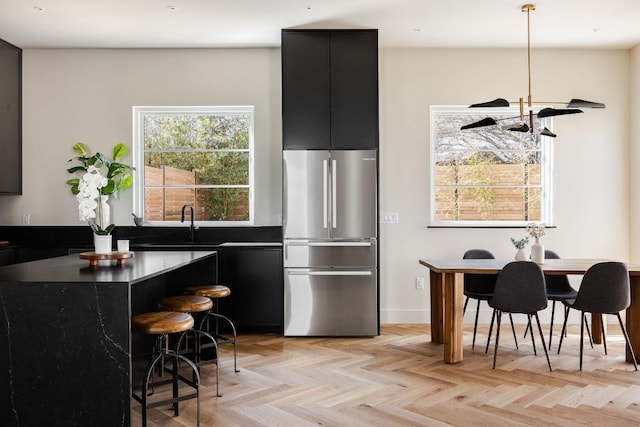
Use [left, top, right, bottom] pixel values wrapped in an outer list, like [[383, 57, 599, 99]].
[[283, 150, 378, 336]]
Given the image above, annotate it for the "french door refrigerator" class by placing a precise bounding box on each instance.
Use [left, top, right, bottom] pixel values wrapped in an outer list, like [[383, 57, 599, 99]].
[[283, 150, 378, 336]]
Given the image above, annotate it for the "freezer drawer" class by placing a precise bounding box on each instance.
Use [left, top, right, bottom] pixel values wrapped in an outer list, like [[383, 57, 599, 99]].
[[284, 268, 378, 336], [284, 239, 376, 268]]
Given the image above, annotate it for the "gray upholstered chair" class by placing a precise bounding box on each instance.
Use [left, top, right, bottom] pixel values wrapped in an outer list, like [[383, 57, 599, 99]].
[[463, 249, 517, 351], [543, 250, 592, 350], [557, 261, 638, 371], [488, 261, 552, 371]]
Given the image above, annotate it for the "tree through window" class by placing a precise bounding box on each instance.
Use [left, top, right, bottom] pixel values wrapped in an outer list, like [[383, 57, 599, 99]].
[[133, 106, 254, 224], [430, 106, 553, 227]]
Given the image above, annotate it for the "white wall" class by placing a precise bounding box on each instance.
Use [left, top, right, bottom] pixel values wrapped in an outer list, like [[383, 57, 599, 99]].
[[0, 48, 282, 226], [630, 45, 640, 262], [378, 48, 631, 323], [0, 46, 633, 324]]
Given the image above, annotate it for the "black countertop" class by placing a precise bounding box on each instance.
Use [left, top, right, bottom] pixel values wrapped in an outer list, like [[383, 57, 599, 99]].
[[0, 250, 217, 284]]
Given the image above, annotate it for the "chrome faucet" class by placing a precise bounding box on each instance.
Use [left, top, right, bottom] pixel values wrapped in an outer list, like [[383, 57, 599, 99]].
[[181, 204, 196, 243]]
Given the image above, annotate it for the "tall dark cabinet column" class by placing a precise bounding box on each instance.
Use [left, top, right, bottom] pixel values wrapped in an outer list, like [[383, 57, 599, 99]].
[[0, 38, 21, 195], [281, 29, 379, 150]]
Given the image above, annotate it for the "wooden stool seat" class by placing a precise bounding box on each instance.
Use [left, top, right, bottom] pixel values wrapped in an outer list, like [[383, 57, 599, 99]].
[[132, 311, 194, 335], [159, 295, 213, 313], [186, 284, 231, 299]]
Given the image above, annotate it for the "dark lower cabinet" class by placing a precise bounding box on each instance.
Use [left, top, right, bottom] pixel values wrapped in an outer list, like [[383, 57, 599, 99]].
[[0, 247, 14, 266], [220, 247, 283, 333]]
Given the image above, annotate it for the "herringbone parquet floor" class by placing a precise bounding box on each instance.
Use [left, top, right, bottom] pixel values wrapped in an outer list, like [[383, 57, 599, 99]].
[[131, 324, 640, 426]]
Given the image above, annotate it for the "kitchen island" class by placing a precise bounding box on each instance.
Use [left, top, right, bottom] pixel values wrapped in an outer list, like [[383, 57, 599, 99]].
[[0, 250, 217, 427]]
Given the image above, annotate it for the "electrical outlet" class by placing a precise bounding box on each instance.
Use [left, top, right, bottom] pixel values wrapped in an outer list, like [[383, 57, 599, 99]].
[[380, 212, 399, 224], [22, 213, 30, 225], [415, 277, 425, 290]]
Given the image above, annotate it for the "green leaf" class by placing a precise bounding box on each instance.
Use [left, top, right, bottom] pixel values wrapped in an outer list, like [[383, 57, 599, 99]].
[[66, 178, 79, 186], [72, 142, 87, 156], [67, 166, 87, 174], [101, 180, 116, 195], [95, 152, 108, 166], [104, 224, 116, 234], [112, 143, 127, 161], [108, 163, 127, 178], [117, 174, 133, 191]]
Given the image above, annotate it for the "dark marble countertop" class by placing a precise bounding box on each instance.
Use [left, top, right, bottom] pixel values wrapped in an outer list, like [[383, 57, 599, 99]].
[[0, 250, 217, 284]]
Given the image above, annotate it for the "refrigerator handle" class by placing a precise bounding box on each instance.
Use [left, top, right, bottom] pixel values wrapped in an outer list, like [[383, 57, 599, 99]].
[[323, 159, 328, 229], [332, 159, 337, 229], [287, 270, 372, 277]]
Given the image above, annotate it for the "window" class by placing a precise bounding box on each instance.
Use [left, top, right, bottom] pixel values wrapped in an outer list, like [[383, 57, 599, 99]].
[[133, 106, 254, 225], [430, 106, 553, 227]]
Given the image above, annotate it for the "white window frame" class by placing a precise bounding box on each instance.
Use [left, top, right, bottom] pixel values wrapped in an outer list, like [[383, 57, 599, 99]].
[[429, 105, 554, 228], [132, 105, 255, 226]]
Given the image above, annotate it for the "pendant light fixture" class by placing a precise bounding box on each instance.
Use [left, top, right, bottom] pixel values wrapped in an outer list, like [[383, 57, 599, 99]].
[[460, 4, 605, 138]]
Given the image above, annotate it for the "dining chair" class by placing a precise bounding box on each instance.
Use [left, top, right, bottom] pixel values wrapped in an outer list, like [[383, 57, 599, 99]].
[[543, 250, 592, 350], [557, 261, 638, 371], [488, 261, 552, 371], [463, 249, 517, 351]]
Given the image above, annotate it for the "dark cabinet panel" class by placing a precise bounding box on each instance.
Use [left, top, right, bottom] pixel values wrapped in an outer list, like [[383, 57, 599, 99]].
[[282, 31, 331, 150], [0, 38, 21, 195], [330, 31, 379, 149], [0, 247, 14, 266], [220, 247, 283, 333], [282, 29, 378, 150]]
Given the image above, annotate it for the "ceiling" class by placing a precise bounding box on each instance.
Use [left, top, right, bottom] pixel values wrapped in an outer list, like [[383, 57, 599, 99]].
[[1, 0, 639, 50]]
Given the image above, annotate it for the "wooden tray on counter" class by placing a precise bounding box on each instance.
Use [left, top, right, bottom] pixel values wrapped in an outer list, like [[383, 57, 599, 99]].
[[79, 251, 134, 267]]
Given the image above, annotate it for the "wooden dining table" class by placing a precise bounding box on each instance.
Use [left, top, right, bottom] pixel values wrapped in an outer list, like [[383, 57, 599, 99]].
[[418, 258, 640, 364]]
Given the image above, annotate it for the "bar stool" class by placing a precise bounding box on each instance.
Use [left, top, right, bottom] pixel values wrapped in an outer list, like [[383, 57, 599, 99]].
[[185, 284, 239, 373], [131, 311, 200, 427], [158, 295, 221, 396]]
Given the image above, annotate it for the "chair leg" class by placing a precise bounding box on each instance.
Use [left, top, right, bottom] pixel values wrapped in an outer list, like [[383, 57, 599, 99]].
[[523, 317, 531, 339], [472, 299, 480, 349], [557, 304, 570, 355], [548, 300, 556, 350], [585, 315, 594, 349], [492, 310, 502, 369], [463, 296, 469, 313], [509, 314, 518, 350], [529, 315, 537, 356], [600, 314, 608, 355], [579, 311, 585, 371], [534, 313, 552, 372], [485, 309, 496, 354], [616, 313, 638, 371]]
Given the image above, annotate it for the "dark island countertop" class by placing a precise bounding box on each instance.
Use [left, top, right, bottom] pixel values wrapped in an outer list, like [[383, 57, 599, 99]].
[[0, 250, 218, 427], [0, 250, 217, 284]]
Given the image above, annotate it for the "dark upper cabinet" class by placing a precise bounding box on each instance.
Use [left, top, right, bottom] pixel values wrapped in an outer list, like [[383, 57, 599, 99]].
[[282, 29, 379, 150], [0, 38, 21, 195]]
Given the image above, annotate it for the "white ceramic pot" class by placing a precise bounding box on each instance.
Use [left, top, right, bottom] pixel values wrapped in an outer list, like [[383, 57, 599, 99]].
[[515, 248, 527, 261], [94, 234, 112, 254]]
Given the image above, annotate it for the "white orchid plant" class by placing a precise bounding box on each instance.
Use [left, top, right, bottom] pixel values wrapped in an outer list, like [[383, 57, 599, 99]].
[[526, 222, 546, 240], [66, 142, 133, 235]]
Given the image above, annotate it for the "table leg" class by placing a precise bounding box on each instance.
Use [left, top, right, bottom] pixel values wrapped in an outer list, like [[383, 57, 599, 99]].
[[443, 272, 464, 363], [430, 270, 444, 344], [626, 276, 640, 363], [591, 313, 604, 345]]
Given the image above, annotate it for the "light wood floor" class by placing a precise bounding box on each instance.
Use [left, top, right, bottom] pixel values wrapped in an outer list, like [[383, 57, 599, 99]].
[[131, 323, 640, 426]]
